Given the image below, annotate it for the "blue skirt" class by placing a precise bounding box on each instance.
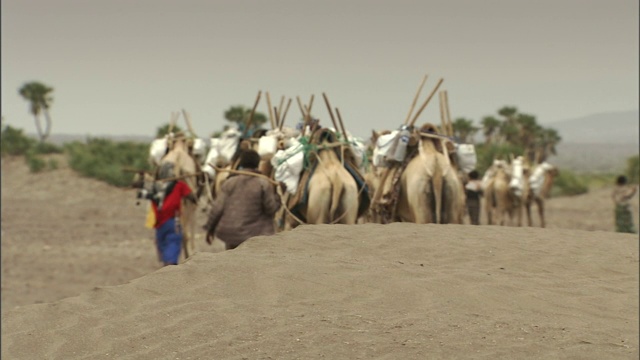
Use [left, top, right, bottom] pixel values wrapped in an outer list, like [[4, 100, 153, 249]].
[[156, 218, 182, 265]]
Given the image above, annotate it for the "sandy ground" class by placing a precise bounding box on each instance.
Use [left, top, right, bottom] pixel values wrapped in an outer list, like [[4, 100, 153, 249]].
[[1, 155, 638, 359]]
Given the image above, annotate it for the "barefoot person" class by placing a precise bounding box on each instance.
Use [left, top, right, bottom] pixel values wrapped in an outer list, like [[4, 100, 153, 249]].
[[612, 175, 638, 233], [203, 149, 282, 250]]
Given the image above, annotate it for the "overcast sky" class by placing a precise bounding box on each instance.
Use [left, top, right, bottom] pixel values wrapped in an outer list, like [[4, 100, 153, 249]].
[[2, 0, 638, 139]]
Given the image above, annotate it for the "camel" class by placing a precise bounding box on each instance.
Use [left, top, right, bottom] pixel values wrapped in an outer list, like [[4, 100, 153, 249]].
[[397, 125, 464, 224], [134, 136, 198, 259], [525, 162, 558, 227], [483, 156, 530, 226], [483, 159, 513, 226], [134, 135, 200, 263], [157, 136, 199, 261], [508, 156, 531, 227], [282, 128, 365, 229], [369, 123, 465, 224]]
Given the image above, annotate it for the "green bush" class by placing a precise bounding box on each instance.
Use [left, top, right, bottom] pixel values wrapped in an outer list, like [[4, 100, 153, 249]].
[[48, 158, 59, 170], [1, 125, 35, 156], [25, 152, 46, 173], [64, 137, 151, 187], [33, 141, 63, 155], [626, 155, 639, 184], [551, 169, 589, 197]]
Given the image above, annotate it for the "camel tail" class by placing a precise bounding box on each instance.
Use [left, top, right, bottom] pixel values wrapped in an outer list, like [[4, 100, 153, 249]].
[[432, 158, 443, 224], [329, 169, 344, 222]]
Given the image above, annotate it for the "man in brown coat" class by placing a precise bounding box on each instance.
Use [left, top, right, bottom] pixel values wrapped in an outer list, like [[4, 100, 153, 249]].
[[203, 149, 282, 250]]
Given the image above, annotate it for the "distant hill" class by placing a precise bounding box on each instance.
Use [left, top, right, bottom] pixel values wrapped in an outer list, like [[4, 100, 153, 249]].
[[543, 110, 638, 173], [546, 110, 639, 144], [550, 143, 638, 174]]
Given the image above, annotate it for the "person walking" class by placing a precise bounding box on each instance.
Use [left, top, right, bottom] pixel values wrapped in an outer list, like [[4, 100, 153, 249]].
[[612, 175, 638, 233], [203, 149, 282, 250], [465, 170, 483, 225], [151, 179, 196, 265]]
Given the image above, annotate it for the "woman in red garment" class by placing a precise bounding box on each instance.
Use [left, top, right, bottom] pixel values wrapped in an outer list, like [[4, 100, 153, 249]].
[[151, 180, 194, 265]]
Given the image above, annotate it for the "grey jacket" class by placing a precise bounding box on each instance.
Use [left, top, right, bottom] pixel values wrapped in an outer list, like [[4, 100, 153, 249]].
[[204, 172, 281, 248]]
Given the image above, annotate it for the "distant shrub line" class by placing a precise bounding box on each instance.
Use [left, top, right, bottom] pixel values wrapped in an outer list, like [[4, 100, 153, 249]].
[[1, 124, 150, 186]]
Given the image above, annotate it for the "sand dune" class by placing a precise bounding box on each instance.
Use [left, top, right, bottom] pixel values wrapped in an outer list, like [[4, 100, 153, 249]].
[[2, 224, 638, 359], [1, 155, 639, 359]]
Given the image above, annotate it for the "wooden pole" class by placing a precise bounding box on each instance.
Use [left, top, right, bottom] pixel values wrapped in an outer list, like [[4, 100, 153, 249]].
[[307, 94, 315, 115], [296, 96, 308, 120], [280, 98, 292, 130], [211, 164, 279, 185], [243, 90, 262, 137], [168, 111, 177, 135], [181, 109, 198, 137], [404, 74, 428, 125], [265, 91, 276, 130], [409, 78, 444, 127], [277, 96, 285, 125], [443, 90, 453, 137], [273, 106, 280, 131], [335, 107, 349, 143], [322, 93, 341, 136], [438, 91, 447, 135]]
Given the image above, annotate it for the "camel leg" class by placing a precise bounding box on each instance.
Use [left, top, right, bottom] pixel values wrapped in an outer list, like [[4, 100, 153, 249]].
[[485, 190, 494, 225], [338, 182, 359, 225], [406, 184, 432, 224], [180, 201, 197, 259], [536, 198, 545, 228], [525, 201, 533, 227], [306, 176, 332, 224]]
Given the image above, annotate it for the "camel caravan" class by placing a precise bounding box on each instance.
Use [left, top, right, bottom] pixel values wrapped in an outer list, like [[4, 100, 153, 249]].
[[132, 76, 559, 263], [482, 152, 559, 228]]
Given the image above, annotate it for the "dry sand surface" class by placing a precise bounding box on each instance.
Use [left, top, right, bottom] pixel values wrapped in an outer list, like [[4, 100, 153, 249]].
[[2, 155, 639, 359]]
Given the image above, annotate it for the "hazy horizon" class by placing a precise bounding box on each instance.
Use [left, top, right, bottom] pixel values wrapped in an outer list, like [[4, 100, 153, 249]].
[[2, 0, 638, 139]]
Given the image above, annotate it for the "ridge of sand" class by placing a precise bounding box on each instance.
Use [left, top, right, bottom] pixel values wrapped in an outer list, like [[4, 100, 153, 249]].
[[2, 224, 638, 359]]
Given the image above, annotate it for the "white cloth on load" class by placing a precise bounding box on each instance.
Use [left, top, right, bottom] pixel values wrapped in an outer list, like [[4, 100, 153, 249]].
[[509, 157, 525, 196], [191, 138, 207, 160], [455, 143, 477, 174], [372, 131, 399, 167], [149, 138, 168, 167], [258, 136, 278, 157], [203, 138, 220, 178], [529, 162, 553, 197], [271, 138, 305, 194], [348, 137, 368, 171], [258, 128, 302, 158], [203, 128, 241, 178]]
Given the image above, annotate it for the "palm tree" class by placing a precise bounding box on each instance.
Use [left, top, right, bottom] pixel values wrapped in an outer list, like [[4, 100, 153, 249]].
[[155, 123, 184, 138], [536, 128, 562, 162], [480, 116, 501, 144], [223, 105, 267, 134], [497, 106, 518, 120], [451, 117, 479, 143], [18, 81, 54, 142]]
